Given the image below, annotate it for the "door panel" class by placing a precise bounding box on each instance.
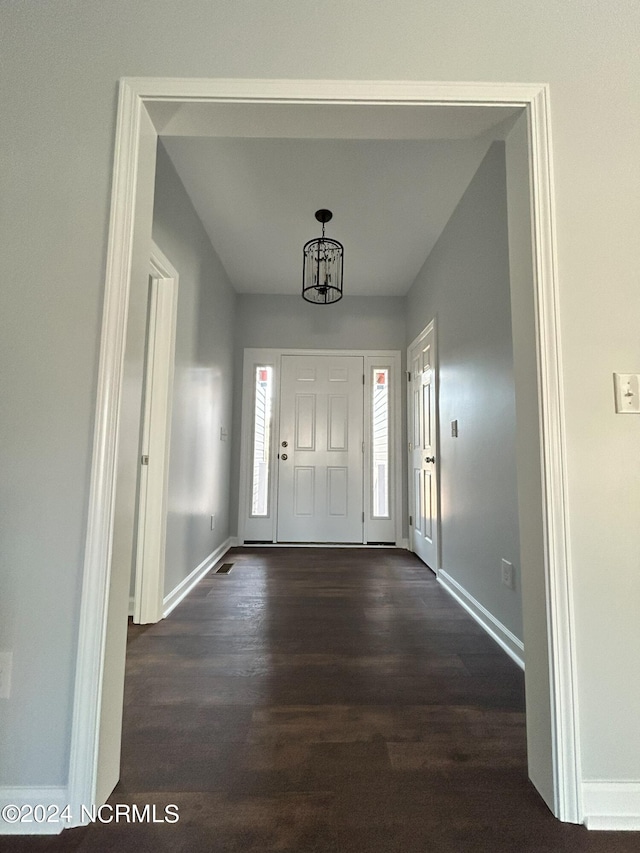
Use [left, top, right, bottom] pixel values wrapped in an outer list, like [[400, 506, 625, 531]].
[[408, 324, 438, 570], [295, 395, 316, 449], [327, 467, 348, 516], [293, 467, 315, 516], [329, 366, 348, 382], [422, 383, 432, 447], [278, 355, 364, 542], [423, 471, 433, 539], [328, 395, 348, 450], [414, 468, 422, 536]]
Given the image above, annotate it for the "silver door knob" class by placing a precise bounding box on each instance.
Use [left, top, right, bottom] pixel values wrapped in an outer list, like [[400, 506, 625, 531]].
[[425, 456, 435, 463], [281, 440, 288, 447], [281, 453, 288, 461]]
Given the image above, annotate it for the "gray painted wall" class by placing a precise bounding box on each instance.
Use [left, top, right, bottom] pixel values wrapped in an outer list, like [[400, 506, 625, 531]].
[[236, 294, 406, 353], [152, 142, 236, 597], [1, 0, 639, 795], [230, 294, 406, 536], [407, 143, 523, 640]]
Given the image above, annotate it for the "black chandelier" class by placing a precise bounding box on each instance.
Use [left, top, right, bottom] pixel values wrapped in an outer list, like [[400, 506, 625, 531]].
[[302, 209, 344, 304]]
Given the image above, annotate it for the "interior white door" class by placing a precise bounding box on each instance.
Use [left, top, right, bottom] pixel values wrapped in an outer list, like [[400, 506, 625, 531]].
[[408, 324, 439, 571], [277, 354, 364, 542]]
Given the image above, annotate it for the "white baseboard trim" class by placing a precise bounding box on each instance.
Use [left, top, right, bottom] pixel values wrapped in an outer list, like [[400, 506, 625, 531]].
[[128, 595, 134, 617], [0, 787, 68, 835], [582, 781, 640, 830], [399, 538, 410, 550], [163, 537, 233, 617], [438, 569, 525, 670]]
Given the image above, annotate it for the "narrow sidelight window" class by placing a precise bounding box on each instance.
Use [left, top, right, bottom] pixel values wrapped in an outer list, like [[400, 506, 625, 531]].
[[251, 366, 273, 516], [372, 368, 390, 518]]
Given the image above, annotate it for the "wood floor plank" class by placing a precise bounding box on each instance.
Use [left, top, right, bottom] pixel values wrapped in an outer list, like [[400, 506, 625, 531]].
[[7, 547, 638, 852]]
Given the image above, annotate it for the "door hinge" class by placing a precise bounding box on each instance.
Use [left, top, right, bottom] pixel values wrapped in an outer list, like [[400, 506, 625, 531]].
[[141, 455, 149, 466], [362, 511, 365, 522], [408, 442, 413, 451], [409, 515, 413, 526], [407, 371, 411, 382], [362, 441, 365, 454], [363, 374, 365, 384]]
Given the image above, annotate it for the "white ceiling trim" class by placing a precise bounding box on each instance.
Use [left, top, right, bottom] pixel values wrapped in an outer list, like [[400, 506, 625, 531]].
[[121, 76, 546, 105]]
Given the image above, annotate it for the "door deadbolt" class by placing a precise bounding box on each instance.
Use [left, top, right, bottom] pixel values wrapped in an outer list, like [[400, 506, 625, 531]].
[[281, 453, 288, 461], [281, 440, 288, 447]]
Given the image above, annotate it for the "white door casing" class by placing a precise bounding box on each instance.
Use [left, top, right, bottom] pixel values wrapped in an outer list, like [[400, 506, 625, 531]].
[[408, 322, 439, 571], [239, 349, 401, 545], [277, 355, 364, 543], [71, 79, 578, 828], [132, 245, 179, 623]]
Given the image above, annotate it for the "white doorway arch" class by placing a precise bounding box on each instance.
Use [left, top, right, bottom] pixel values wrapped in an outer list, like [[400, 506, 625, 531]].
[[69, 79, 580, 825]]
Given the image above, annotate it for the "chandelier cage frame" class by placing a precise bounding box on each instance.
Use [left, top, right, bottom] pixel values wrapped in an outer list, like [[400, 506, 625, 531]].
[[302, 209, 344, 304]]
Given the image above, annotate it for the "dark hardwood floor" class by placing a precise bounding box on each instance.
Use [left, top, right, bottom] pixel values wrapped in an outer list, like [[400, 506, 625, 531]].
[[5, 548, 637, 851]]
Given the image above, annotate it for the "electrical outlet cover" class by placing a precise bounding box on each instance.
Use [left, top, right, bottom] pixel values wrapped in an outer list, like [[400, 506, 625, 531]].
[[501, 559, 515, 590]]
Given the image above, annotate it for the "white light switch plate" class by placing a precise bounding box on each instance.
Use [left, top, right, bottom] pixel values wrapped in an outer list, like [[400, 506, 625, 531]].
[[613, 373, 640, 413]]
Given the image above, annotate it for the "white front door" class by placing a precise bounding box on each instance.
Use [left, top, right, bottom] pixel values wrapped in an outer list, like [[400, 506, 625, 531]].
[[408, 323, 439, 571], [277, 354, 364, 543]]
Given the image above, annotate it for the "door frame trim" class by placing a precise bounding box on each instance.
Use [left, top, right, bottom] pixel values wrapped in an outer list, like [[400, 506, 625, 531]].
[[238, 348, 402, 546], [132, 243, 179, 624], [69, 78, 580, 825]]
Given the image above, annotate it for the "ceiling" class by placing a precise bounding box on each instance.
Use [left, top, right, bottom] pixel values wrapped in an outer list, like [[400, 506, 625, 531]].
[[156, 102, 522, 297]]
